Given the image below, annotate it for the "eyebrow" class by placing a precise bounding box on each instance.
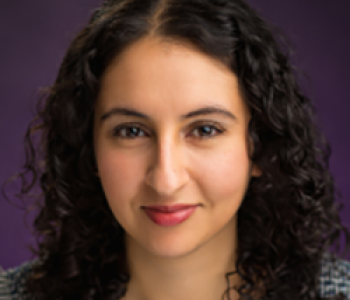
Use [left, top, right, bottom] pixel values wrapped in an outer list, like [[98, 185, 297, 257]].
[[100, 105, 237, 122]]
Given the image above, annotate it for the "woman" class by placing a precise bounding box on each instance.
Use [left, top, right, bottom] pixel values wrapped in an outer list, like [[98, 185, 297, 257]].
[[1, 0, 349, 299]]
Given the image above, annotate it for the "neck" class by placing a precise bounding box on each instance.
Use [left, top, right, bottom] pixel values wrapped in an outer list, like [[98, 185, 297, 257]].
[[123, 215, 241, 300]]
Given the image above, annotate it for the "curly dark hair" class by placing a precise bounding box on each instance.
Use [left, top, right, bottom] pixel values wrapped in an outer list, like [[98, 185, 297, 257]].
[[4, 0, 350, 299]]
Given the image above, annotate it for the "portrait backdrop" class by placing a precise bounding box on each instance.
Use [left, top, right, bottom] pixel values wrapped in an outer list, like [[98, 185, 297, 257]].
[[1, 0, 349, 268]]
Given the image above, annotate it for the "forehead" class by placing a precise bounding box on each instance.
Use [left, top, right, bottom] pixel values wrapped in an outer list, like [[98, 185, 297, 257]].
[[97, 36, 248, 120]]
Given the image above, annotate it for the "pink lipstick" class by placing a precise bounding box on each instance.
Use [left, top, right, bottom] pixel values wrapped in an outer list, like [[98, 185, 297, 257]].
[[142, 205, 198, 226]]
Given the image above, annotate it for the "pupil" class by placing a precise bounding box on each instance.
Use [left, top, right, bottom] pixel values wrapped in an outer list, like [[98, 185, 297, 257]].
[[202, 126, 211, 134], [131, 128, 138, 135]]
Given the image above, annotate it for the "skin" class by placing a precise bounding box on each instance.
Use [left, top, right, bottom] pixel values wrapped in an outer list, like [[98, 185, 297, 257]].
[[94, 36, 261, 300]]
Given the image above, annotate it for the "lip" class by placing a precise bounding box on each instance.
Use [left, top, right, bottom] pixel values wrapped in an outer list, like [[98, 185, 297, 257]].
[[142, 205, 198, 226], [142, 204, 198, 213]]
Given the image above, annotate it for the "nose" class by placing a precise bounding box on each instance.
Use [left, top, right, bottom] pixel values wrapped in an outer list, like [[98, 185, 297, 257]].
[[144, 136, 189, 198]]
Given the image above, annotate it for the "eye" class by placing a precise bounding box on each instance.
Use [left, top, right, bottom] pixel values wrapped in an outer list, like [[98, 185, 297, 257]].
[[112, 122, 225, 140], [190, 123, 225, 139], [112, 123, 147, 139]]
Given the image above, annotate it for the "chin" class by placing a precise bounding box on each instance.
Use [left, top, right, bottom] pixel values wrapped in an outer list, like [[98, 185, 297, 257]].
[[140, 230, 204, 258]]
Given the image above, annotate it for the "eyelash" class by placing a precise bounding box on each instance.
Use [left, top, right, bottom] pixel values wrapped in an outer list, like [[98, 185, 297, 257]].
[[112, 122, 225, 140]]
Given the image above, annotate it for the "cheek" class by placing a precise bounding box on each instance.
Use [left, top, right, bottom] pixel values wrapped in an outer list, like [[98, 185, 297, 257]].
[[194, 144, 251, 203], [96, 149, 142, 206]]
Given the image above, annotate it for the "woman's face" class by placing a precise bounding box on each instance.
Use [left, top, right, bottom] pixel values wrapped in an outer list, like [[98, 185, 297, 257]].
[[94, 36, 261, 258]]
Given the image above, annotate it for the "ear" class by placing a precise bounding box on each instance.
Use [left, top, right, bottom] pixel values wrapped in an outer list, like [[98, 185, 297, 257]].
[[248, 134, 262, 177], [251, 163, 262, 177]]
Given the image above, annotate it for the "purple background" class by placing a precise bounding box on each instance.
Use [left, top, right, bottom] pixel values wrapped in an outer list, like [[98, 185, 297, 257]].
[[1, 1, 349, 269]]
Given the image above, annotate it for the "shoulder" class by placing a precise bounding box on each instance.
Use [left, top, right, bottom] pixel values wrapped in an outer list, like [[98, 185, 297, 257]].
[[319, 251, 350, 299], [0, 260, 38, 300]]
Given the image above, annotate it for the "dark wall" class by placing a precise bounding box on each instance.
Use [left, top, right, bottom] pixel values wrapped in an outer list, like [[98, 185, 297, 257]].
[[1, 0, 349, 268]]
